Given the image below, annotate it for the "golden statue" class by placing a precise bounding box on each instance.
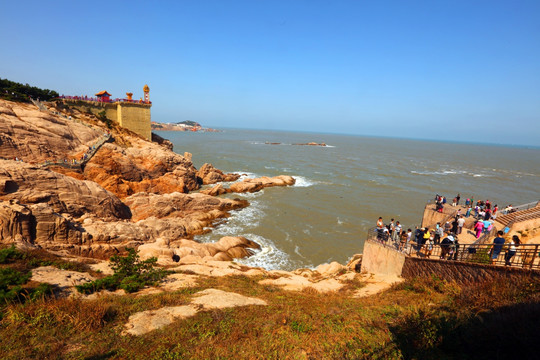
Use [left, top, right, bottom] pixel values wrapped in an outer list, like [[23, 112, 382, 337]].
[[126, 92, 133, 100], [143, 84, 150, 93]]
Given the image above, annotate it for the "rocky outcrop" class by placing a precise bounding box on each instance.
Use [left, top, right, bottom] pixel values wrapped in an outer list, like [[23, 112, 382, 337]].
[[137, 236, 260, 263], [0, 160, 131, 220], [0, 99, 298, 265], [199, 183, 228, 196], [0, 99, 103, 163], [124, 192, 248, 222], [229, 175, 296, 193], [196, 163, 240, 185], [83, 139, 199, 198], [151, 132, 173, 151]]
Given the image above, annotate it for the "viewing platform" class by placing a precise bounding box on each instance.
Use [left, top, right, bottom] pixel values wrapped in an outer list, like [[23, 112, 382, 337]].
[[57, 85, 152, 140], [361, 199, 540, 284], [59, 95, 152, 105]]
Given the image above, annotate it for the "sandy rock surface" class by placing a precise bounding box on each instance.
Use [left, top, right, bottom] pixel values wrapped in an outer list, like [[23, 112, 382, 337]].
[[31, 266, 95, 297], [123, 288, 267, 336]]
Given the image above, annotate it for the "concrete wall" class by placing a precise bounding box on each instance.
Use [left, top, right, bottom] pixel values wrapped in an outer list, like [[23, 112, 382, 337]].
[[361, 239, 406, 276], [64, 100, 151, 140], [117, 103, 151, 140], [362, 239, 540, 284], [402, 257, 540, 284]]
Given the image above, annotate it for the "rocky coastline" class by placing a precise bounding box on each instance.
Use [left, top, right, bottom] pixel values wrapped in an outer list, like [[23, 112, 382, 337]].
[[0, 99, 296, 262]]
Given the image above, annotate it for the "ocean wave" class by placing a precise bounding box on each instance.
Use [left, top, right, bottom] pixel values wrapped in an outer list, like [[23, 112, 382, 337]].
[[293, 176, 317, 187], [410, 169, 492, 177], [235, 234, 293, 270], [195, 200, 265, 241]]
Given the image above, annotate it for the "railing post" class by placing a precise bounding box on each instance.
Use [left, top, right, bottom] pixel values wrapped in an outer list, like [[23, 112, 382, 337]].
[[531, 245, 538, 269]]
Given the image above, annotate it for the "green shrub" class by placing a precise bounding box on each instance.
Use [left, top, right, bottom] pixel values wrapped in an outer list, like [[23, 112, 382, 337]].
[[0, 245, 24, 264], [0, 268, 32, 304], [75, 248, 167, 294]]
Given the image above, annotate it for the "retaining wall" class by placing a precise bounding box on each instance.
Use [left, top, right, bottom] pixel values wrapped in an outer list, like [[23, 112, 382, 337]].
[[402, 257, 540, 284], [362, 239, 539, 284], [361, 239, 406, 276]]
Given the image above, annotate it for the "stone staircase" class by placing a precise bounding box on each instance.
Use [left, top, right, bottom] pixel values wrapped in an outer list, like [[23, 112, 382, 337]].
[[496, 202, 540, 227]]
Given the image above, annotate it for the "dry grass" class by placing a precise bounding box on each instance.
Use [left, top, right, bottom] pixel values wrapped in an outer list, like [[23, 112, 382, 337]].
[[1, 249, 539, 359]]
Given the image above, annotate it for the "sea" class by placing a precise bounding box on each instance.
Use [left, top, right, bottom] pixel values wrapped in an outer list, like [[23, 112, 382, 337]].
[[157, 128, 540, 271]]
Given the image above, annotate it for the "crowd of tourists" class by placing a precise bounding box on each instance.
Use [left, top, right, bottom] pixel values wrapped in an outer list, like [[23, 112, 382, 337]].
[[375, 215, 462, 260], [374, 193, 524, 266]]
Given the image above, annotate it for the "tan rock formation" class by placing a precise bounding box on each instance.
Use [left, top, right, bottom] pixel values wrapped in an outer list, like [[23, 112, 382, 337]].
[[0, 99, 103, 163], [83, 140, 199, 198], [124, 192, 248, 222], [229, 175, 296, 193], [196, 163, 240, 185], [199, 183, 227, 196], [0, 160, 130, 220]]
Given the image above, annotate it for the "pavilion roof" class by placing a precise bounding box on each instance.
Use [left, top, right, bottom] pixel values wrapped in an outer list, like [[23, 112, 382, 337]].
[[95, 90, 112, 96]]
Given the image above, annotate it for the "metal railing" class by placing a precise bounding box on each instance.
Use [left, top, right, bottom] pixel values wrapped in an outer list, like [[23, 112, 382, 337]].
[[60, 96, 151, 105], [367, 230, 540, 270], [507, 200, 540, 213]]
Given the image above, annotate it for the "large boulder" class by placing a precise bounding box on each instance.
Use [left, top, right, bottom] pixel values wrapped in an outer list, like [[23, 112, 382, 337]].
[[229, 175, 296, 193], [196, 163, 240, 185]]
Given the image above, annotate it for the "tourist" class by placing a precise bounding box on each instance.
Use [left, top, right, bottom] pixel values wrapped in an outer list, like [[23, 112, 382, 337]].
[[452, 197, 457, 206], [451, 236, 459, 260], [504, 235, 520, 266], [415, 227, 425, 251], [406, 228, 412, 251], [393, 221, 402, 242], [450, 219, 458, 234], [425, 236, 434, 258], [388, 219, 395, 241], [483, 219, 493, 234], [474, 220, 484, 238], [436, 224, 444, 245], [484, 208, 492, 221], [423, 228, 431, 248], [399, 230, 407, 251], [444, 221, 451, 234], [440, 235, 453, 259], [381, 227, 390, 242], [456, 193, 461, 206], [457, 215, 465, 235], [478, 208, 485, 220], [489, 231, 506, 264], [465, 206, 472, 218], [376, 217, 384, 240]]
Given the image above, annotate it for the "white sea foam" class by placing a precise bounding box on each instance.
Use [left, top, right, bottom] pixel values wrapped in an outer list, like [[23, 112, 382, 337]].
[[294, 245, 305, 258], [195, 200, 266, 242], [293, 176, 316, 187], [337, 218, 344, 225], [235, 234, 292, 270]]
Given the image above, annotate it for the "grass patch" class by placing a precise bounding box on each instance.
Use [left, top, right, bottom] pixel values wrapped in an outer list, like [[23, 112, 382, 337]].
[[0, 246, 539, 359]]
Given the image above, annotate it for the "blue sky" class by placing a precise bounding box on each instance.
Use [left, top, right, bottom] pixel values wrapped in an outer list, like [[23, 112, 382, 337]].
[[2, 0, 539, 146]]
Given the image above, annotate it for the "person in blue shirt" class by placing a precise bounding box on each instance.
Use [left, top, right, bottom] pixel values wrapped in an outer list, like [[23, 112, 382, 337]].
[[490, 231, 506, 264]]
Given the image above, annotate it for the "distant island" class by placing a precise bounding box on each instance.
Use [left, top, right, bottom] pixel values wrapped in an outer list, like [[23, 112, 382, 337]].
[[151, 120, 219, 132]]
